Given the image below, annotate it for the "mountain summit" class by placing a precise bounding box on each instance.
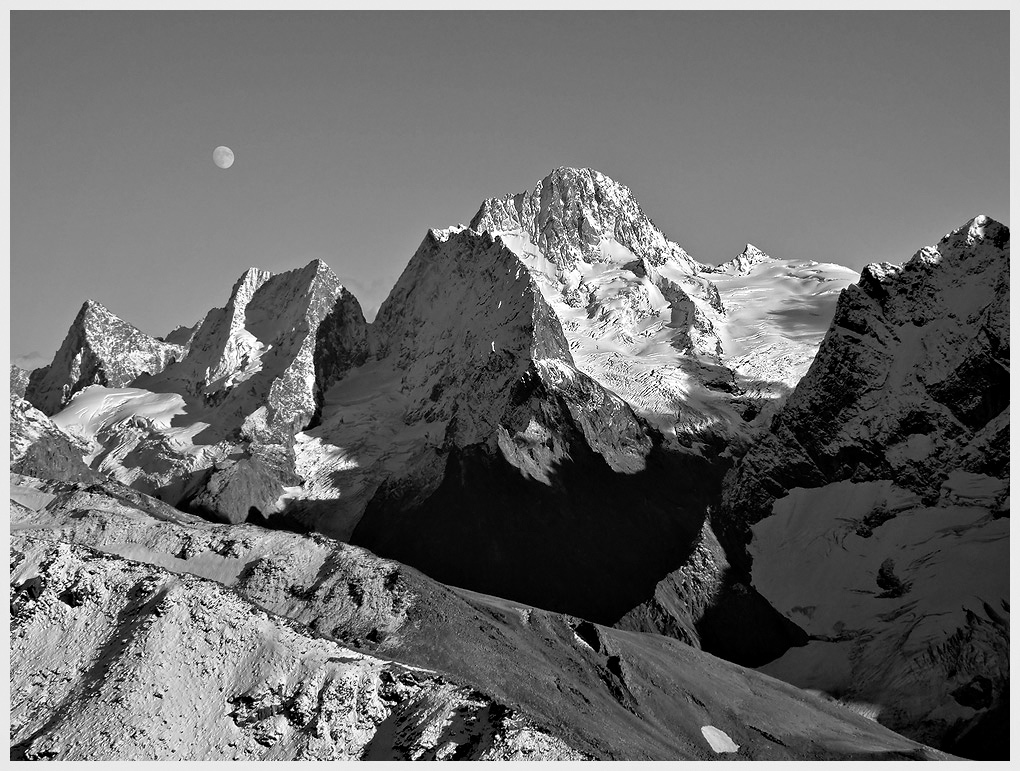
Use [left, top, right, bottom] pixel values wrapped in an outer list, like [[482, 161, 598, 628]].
[[25, 300, 185, 414]]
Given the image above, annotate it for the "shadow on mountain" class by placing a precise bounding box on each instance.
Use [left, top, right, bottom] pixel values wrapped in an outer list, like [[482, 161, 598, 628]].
[[352, 434, 722, 626]]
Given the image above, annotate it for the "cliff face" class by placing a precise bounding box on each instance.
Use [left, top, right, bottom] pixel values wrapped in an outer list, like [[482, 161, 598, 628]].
[[144, 258, 369, 437]]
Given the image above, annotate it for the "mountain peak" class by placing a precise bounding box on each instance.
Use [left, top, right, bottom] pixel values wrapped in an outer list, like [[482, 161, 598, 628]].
[[469, 167, 698, 274], [941, 213, 1009, 250], [713, 244, 774, 276], [25, 302, 185, 415]]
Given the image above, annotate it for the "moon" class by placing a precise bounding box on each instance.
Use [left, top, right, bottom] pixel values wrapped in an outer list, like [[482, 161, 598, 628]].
[[213, 146, 235, 169]]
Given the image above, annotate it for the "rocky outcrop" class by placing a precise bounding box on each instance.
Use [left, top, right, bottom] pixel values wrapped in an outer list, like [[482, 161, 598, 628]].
[[469, 168, 737, 450], [470, 166, 704, 273], [471, 166, 725, 355], [25, 301, 185, 415], [53, 261, 370, 524], [10, 475, 949, 760]]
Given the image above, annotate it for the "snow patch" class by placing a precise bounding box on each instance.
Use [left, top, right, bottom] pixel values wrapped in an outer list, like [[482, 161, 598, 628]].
[[700, 725, 739, 753]]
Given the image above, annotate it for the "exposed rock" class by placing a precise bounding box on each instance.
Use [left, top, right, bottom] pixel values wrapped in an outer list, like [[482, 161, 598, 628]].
[[286, 227, 722, 626], [159, 320, 201, 349], [471, 168, 734, 447], [144, 259, 369, 436], [11, 365, 30, 398], [25, 301, 185, 415], [48, 260, 370, 523], [10, 396, 101, 484], [10, 534, 584, 761]]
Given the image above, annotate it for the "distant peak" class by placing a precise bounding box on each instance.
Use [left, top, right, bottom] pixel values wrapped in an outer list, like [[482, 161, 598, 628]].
[[739, 244, 771, 260], [712, 244, 774, 275]]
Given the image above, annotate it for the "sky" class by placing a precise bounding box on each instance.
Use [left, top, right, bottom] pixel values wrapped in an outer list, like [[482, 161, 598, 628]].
[[10, 10, 1010, 367]]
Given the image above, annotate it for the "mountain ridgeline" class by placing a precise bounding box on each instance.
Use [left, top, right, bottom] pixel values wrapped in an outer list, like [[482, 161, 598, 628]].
[[15, 167, 1008, 758]]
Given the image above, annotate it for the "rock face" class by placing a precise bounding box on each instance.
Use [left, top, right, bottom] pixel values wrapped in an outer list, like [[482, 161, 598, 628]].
[[10, 396, 101, 484], [14, 170, 1005, 758], [706, 243, 774, 276], [144, 259, 369, 437], [9, 473, 949, 761], [720, 215, 1010, 756], [25, 301, 186, 415], [29, 169, 864, 660], [10, 365, 30, 398]]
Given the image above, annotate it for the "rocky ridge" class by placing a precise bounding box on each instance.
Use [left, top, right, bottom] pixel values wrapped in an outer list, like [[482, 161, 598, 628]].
[[706, 243, 775, 276]]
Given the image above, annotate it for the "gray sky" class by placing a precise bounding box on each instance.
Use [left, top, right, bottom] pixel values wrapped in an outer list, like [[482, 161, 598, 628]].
[[11, 11, 1009, 365]]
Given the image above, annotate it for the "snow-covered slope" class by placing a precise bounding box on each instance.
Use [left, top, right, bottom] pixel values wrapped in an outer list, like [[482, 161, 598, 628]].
[[10, 473, 949, 761], [720, 215, 1010, 757], [37, 169, 864, 654], [25, 300, 186, 415], [708, 246, 858, 398], [10, 396, 101, 484], [752, 478, 1008, 757]]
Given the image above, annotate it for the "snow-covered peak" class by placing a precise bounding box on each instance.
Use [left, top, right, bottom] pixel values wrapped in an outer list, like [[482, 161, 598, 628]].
[[712, 244, 774, 276], [470, 166, 700, 273]]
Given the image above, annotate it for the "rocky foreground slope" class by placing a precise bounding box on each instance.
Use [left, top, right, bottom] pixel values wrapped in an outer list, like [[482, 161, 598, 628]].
[[10, 465, 947, 761], [720, 215, 1010, 758]]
